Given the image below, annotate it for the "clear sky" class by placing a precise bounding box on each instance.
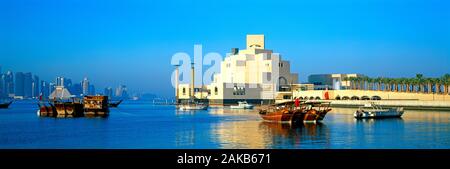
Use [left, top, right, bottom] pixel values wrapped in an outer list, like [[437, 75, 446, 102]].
[[1, 0, 449, 97]]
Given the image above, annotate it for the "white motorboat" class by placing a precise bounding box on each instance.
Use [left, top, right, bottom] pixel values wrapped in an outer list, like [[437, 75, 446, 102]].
[[230, 101, 254, 109], [354, 103, 404, 119], [178, 102, 209, 111]]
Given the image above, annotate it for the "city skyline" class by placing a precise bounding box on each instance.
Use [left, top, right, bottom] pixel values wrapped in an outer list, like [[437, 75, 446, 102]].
[[1, 0, 449, 97], [0, 65, 131, 100]]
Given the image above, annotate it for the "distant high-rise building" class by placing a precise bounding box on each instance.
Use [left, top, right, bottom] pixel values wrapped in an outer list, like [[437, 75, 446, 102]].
[[82, 78, 89, 95], [0, 74, 4, 98], [14, 72, 24, 98], [23, 72, 32, 98], [40, 81, 49, 99], [0, 66, 3, 98], [32, 75, 39, 98], [4, 71, 14, 97], [49, 82, 56, 95], [88, 84, 95, 95], [104, 87, 113, 98], [115, 85, 128, 99], [71, 83, 83, 96], [56, 77, 67, 87], [65, 78, 73, 93], [56, 77, 62, 86]]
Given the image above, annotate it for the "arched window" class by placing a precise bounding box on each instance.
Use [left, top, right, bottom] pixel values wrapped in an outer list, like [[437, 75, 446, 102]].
[[214, 87, 218, 95], [182, 88, 186, 95]]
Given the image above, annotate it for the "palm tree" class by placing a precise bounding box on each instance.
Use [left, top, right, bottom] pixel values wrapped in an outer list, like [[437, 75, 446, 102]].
[[436, 78, 442, 94], [380, 78, 385, 91], [356, 77, 362, 90], [399, 78, 408, 92], [389, 78, 395, 92], [360, 77, 365, 90], [405, 78, 411, 93], [348, 77, 356, 90], [394, 78, 401, 92], [411, 78, 420, 93], [362, 76, 369, 90], [416, 74, 424, 93], [425, 78, 433, 94], [430, 78, 439, 94], [368, 77, 374, 90], [442, 74, 450, 95], [375, 77, 382, 91]]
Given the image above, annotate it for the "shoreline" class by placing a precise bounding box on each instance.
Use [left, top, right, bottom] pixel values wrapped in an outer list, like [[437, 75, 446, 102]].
[[209, 100, 450, 111], [328, 100, 450, 111]]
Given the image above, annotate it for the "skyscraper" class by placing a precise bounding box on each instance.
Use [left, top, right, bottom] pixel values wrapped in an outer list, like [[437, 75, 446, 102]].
[[65, 78, 73, 93], [115, 85, 128, 99], [71, 83, 82, 96], [88, 84, 95, 95], [82, 78, 89, 95], [56, 77, 63, 86], [40, 80, 49, 99], [14, 72, 24, 98], [49, 82, 56, 95], [23, 72, 32, 98], [104, 87, 113, 98], [5, 71, 14, 97], [0, 66, 2, 98], [0, 74, 4, 98], [32, 75, 39, 98]]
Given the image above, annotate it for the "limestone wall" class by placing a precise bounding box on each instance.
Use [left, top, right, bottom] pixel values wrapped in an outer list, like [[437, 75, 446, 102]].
[[294, 90, 450, 101]]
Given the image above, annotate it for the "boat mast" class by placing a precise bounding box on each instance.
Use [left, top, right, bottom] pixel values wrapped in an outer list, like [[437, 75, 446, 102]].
[[190, 62, 195, 103], [174, 64, 180, 104]]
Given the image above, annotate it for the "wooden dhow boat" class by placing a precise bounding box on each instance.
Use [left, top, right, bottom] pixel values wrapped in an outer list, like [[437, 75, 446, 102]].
[[178, 102, 208, 111], [259, 100, 332, 123], [37, 99, 84, 117]]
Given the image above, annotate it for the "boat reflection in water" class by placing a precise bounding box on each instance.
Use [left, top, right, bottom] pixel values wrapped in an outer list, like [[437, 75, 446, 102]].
[[258, 122, 331, 148], [259, 122, 326, 138], [210, 107, 331, 149]]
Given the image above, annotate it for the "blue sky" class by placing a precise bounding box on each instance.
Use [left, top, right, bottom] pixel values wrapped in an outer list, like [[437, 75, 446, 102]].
[[1, 0, 449, 97]]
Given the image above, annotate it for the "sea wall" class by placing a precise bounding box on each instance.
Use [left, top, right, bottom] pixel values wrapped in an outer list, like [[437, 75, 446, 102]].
[[330, 100, 450, 111]]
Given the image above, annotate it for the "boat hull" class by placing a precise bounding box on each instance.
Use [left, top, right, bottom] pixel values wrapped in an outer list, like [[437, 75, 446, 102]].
[[108, 100, 123, 108], [0, 101, 13, 109], [178, 105, 208, 111], [230, 105, 254, 109], [260, 109, 331, 123], [354, 110, 404, 119]]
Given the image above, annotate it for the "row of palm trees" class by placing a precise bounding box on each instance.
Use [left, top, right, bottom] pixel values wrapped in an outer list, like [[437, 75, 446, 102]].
[[343, 74, 450, 95]]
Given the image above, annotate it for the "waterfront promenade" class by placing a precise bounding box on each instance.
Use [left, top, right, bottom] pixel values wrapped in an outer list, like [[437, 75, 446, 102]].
[[289, 90, 450, 110], [294, 90, 450, 101]]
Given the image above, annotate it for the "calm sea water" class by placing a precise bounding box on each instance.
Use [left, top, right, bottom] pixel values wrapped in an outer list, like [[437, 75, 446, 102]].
[[0, 100, 449, 149]]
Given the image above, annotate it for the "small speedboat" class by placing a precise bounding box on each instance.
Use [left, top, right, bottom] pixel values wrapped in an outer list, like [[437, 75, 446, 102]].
[[354, 103, 404, 119], [178, 102, 208, 111], [230, 101, 254, 109]]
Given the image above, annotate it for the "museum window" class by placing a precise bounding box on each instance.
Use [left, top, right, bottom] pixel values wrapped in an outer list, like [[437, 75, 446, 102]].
[[233, 86, 246, 95]]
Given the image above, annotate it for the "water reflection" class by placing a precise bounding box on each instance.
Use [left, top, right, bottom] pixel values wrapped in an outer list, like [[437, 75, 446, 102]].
[[258, 122, 331, 148], [354, 117, 405, 124], [211, 119, 331, 149]]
